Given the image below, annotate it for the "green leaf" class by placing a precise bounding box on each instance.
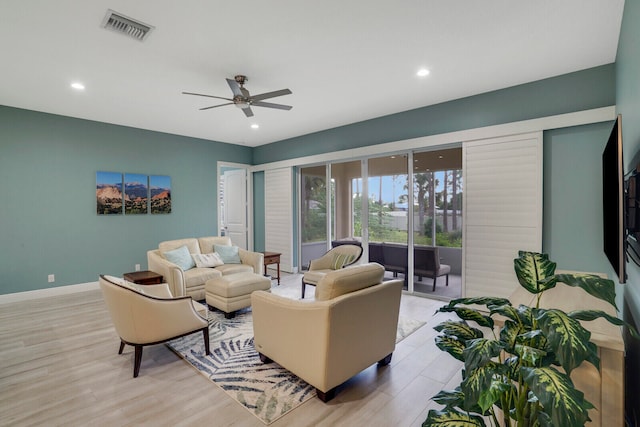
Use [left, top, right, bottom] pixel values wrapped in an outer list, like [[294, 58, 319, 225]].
[[536, 411, 554, 427], [431, 388, 465, 409], [446, 296, 511, 309], [489, 303, 521, 323], [518, 329, 544, 340], [431, 386, 492, 415], [521, 366, 592, 427], [515, 304, 535, 327], [423, 409, 486, 427], [568, 309, 623, 324], [535, 309, 598, 374], [514, 343, 547, 366], [463, 338, 503, 372], [437, 306, 494, 329], [517, 329, 547, 353], [552, 273, 617, 310], [477, 380, 511, 414], [461, 363, 504, 411], [514, 251, 557, 294], [569, 309, 640, 339], [435, 335, 467, 361], [500, 320, 523, 352], [434, 320, 484, 341]]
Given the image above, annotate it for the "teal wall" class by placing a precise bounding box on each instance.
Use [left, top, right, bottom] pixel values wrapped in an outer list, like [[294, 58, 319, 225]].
[[253, 64, 615, 164], [252, 171, 265, 251], [0, 106, 251, 294], [617, 0, 640, 365], [542, 122, 615, 277]]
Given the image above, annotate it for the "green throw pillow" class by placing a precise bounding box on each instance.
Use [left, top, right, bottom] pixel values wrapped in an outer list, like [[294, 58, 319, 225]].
[[214, 244, 241, 264], [331, 253, 355, 270], [163, 245, 195, 270]]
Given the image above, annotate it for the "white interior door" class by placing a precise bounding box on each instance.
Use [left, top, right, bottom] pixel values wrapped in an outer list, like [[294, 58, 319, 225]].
[[223, 169, 248, 250]]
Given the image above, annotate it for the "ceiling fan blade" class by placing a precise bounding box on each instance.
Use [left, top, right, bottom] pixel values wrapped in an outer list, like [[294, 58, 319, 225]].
[[226, 78, 244, 97], [251, 101, 293, 110], [242, 106, 254, 117], [199, 102, 234, 110], [251, 89, 292, 102], [182, 91, 233, 101]]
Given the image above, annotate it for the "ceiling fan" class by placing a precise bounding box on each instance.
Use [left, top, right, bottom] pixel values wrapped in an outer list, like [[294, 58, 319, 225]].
[[182, 75, 292, 118]]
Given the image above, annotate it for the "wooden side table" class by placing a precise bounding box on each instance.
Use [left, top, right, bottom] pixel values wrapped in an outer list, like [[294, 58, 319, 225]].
[[261, 252, 281, 285], [123, 270, 164, 285]]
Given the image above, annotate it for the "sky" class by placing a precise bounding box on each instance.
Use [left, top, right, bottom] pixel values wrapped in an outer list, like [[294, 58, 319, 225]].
[[352, 172, 459, 204], [96, 172, 171, 189], [150, 175, 171, 189], [96, 171, 122, 186]]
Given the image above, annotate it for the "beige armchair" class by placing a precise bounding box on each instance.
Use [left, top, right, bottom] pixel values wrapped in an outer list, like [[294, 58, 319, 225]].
[[252, 263, 402, 402], [99, 275, 210, 377], [301, 244, 363, 298]]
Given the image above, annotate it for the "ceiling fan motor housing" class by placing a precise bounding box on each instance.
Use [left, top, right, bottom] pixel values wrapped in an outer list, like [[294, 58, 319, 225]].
[[233, 95, 250, 109]]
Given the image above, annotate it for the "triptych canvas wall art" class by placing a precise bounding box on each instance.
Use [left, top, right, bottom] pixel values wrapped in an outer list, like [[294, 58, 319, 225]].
[[96, 171, 171, 215]]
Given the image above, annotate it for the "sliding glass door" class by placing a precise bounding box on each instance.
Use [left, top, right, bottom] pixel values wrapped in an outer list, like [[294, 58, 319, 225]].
[[298, 148, 463, 300]]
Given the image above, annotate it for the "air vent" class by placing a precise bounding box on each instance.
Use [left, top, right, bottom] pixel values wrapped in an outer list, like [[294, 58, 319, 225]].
[[101, 9, 154, 41]]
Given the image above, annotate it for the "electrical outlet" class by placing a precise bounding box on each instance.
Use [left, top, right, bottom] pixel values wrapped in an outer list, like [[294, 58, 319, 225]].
[[135, 264, 141, 271], [48, 274, 55, 283]]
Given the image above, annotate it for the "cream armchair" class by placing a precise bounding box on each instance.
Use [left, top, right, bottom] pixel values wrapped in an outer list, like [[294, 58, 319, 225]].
[[99, 275, 210, 377], [147, 236, 264, 300], [301, 244, 363, 298], [252, 263, 402, 402]]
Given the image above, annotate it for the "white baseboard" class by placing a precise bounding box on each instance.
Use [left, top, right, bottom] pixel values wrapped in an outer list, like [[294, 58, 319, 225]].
[[0, 281, 100, 305]]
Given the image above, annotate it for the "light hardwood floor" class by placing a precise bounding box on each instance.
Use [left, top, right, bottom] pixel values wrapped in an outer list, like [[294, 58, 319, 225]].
[[0, 272, 462, 426]]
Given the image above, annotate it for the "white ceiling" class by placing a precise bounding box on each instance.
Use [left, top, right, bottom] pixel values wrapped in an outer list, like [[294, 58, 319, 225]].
[[0, 0, 625, 147]]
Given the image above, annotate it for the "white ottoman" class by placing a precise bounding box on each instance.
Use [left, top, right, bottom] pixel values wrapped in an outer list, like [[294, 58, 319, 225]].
[[205, 272, 271, 318]]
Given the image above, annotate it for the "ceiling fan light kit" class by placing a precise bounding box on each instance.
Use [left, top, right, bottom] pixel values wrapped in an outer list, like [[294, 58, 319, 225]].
[[183, 75, 292, 118]]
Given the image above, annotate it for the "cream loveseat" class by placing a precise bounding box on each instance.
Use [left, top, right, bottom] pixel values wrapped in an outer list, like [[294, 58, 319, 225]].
[[252, 263, 402, 402], [147, 237, 263, 300]]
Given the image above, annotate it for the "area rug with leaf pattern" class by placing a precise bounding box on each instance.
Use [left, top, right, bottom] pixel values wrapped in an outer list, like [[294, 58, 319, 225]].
[[166, 309, 425, 425]]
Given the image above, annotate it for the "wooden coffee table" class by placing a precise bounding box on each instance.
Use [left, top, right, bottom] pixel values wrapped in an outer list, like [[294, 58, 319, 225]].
[[261, 251, 281, 285]]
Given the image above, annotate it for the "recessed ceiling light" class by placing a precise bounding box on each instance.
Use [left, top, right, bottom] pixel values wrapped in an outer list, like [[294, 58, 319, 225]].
[[416, 68, 430, 77], [250, 123, 259, 129], [70, 82, 85, 90]]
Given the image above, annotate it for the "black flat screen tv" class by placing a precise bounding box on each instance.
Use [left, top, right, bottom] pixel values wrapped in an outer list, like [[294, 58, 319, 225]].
[[602, 114, 626, 283]]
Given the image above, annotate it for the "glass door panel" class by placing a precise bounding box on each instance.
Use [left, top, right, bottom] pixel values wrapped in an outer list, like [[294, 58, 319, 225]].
[[300, 166, 327, 270], [330, 161, 361, 244], [368, 155, 409, 284], [412, 148, 463, 298]]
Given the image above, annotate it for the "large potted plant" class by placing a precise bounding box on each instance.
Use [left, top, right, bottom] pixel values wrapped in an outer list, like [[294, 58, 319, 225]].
[[424, 251, 634, 427]]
